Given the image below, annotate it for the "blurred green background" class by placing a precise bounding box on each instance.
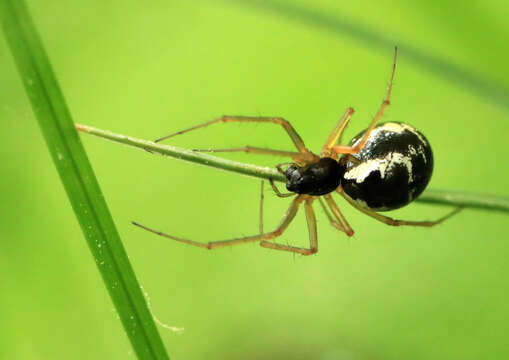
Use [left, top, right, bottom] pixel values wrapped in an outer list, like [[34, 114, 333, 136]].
[[1, 0, 509, 359]]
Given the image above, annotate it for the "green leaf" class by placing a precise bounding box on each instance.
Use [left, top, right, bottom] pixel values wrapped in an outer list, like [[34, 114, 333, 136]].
[[0, 1, 170, 359]]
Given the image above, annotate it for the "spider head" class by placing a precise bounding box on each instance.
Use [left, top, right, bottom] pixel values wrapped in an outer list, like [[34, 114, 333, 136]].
[[284, 165, 304, 193]]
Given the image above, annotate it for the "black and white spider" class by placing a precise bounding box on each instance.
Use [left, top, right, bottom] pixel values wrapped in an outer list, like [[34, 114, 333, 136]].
[[133, 47, 459, 255]]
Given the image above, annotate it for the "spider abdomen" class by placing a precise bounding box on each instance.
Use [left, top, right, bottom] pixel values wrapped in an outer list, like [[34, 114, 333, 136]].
[[340, 122, 433, 211], [285, 157, 345, 196]]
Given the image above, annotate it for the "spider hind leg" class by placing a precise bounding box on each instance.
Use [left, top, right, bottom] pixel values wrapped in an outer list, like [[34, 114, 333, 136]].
[[339, 190, 462, 227], [333, 47, 398, 156]]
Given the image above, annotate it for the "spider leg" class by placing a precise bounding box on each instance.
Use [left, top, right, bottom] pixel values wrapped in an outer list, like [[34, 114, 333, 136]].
[[333, 47, 398, 156], [192, 146, 309, 163], [259, 180, 264, 234], [320, 107, 355, 157], [155, 115, 314, 156], [132, 195, 304, 250], [318, 197, 348, 234], [260, 197, 318, 255], [338, 190, 462, 226], [269, 179, 296, 198], [323, 194, 354, 236]]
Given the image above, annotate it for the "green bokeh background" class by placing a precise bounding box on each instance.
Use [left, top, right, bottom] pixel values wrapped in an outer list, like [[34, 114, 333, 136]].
[[2, 1, 509, 359]]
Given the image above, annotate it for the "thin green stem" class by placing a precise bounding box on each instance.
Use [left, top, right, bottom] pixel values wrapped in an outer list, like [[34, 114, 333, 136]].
[[1, 1, 169, 359], [76, 123, 509, 214], [415, 189, 509, 213], [76, 123, 286, 182]]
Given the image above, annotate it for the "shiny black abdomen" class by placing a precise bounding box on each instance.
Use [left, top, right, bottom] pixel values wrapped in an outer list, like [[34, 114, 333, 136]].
[[340, 122, 433, 211], [285, 157, 345, 196]]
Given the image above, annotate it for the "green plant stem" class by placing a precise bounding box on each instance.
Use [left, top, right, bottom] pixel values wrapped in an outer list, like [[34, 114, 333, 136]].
[[76, 123, 509, 214], [415, 189, 509, 213], [76, 123, 287, 182], [0, 1, 169, 359]]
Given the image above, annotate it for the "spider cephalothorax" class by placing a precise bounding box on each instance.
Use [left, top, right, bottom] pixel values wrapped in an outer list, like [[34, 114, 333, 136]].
[[133, 47, 459, 256], [284, 157, 345, 196]]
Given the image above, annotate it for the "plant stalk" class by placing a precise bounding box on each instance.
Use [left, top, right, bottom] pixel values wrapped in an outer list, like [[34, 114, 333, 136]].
[[76, 123, 509, 214]]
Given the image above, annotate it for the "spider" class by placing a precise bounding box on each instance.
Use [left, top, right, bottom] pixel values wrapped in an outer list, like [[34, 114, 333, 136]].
[[133, 47, 459, 255]]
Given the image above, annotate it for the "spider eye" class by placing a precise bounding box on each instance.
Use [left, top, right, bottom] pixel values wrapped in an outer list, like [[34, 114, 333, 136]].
[[284, 165, 300, 180]]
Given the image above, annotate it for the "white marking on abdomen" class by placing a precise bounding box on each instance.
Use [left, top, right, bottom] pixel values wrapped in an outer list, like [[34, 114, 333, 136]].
[[344, 152, 414, 184]]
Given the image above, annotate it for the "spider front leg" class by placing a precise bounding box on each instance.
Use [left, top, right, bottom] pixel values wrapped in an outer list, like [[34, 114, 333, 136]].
[[155, 115, 317, 162], [338, 190, 462, 227], [132, 195, 304, 250], [261, 197, 318, 255], [333, 47, 398, 156], [192, 146, 308, 163]]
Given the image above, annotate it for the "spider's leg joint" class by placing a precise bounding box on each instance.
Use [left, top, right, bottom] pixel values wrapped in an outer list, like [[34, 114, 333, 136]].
[[271, 229, 283, 237]]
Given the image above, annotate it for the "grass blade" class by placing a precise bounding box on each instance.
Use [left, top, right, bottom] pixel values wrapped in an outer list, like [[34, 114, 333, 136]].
[[76, 123, 509, 214], [0, 1, 170, 359]]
